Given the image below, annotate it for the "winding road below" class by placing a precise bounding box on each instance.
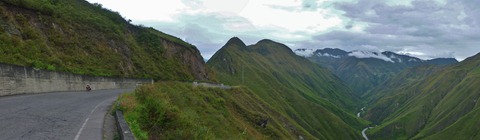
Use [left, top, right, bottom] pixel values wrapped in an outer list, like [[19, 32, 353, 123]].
[[357, 107, 371, 140], [0, 89, 131, 140], [362, 127, 372, 140]]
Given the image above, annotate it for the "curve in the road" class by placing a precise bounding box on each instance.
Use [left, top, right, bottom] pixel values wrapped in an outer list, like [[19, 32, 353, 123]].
[[74, 97, 112, 140], [362, 127, 374, 140]]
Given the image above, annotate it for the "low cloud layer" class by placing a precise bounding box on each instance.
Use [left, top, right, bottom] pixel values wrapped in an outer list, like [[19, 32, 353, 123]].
[[87, 0, 480, 61], [348, 51, 394, 62]]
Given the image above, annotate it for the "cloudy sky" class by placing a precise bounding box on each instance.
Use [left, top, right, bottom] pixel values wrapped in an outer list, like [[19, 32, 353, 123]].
[[86, 0, 480, 61]]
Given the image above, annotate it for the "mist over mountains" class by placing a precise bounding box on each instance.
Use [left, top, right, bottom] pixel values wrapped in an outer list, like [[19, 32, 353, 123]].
[[295, 48, 458, 64], [295, 48, 458, 95]]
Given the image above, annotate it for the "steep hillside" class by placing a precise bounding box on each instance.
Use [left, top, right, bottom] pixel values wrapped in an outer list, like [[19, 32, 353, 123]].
[[119, 82, 317, 139], [363, 53, 480, 140], [207, 37, 369, 139], [0, 0, 209, 80], [295, 48, 458, 95], [362, 64, 446, 105]]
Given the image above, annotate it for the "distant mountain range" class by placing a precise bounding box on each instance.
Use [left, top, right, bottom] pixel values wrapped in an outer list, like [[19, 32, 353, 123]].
[[294, 48, 458, 95], [295, 48, 457, 64]]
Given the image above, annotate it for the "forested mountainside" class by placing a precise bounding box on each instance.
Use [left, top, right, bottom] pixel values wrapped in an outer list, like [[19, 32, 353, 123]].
[[0, 0, 210, 81], [208, 37, 369, 139]]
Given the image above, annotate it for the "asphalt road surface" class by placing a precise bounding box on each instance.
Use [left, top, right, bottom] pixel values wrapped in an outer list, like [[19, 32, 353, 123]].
[[0, 89, 132, 140]]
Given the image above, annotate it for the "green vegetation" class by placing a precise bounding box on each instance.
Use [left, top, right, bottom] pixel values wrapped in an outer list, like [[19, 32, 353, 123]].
[[118, 82, 315, 139], [207, 38, 369, 139], [0, 0, 207, 81], [0, 1, 373, 139], [363, 53, 480, 139], [7, 1, 480, 139], [305, 50, 457, 96], [307, 55, 399, 95]]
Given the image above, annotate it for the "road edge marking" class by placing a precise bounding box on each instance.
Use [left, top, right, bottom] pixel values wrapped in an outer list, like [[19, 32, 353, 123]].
[[74, 98, 110, 140]]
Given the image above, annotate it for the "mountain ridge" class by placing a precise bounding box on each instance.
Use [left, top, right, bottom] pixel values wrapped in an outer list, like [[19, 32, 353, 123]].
[[295, 48, 458, 95], [295, 48, 458, 63], [208, 37, 368, 139], [363, 52, 480, 139]]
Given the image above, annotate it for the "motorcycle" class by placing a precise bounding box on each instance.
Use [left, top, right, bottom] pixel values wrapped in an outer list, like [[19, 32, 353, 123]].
[[86, 85, 92, 92]]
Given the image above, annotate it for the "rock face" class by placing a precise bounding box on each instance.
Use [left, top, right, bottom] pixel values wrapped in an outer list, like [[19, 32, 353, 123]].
[[0, 0, 210, 81], [161, 40, 209, 80]]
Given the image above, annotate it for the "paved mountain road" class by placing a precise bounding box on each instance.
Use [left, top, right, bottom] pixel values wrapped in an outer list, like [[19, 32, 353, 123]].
[[362, 127, 370, 140], [0, 89, 132, 140]]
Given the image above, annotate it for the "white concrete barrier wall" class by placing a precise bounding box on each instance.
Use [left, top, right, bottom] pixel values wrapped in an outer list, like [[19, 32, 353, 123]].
[[0, 63, 152, 96]]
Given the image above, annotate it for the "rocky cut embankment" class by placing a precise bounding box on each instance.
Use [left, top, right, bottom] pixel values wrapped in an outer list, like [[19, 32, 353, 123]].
[[0, 0, 210, 81]]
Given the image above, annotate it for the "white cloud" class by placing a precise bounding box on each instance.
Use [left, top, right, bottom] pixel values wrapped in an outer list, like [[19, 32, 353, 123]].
[[348, 51, 395, 62], [85, 0, 480, 61], [320, 53, 342, 58], [397, 49, 426, 59], [239, 0, 342, 33], [202, 0, 250, 13], [294, 49, 315, 57], [86, 0, 346, 59], [86, 0, 187, 21]]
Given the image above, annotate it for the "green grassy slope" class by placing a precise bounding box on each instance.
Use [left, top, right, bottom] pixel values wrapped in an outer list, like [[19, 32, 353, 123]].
[[0, 0, 209, 81], [207, 37, 369, 139], [364, 53, 480, 140], [304, 50, 457, 96], [362, 65, 446, 110], [422, 106, 480, 140], [308, 56, 402, 95], [119, 82, 316, 140]]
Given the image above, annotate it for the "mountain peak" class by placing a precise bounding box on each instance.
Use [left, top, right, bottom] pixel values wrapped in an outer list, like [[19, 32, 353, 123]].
[[225, 37, 246, 47], [256, 39, 275, 44], [253, 39, 293, 55]]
